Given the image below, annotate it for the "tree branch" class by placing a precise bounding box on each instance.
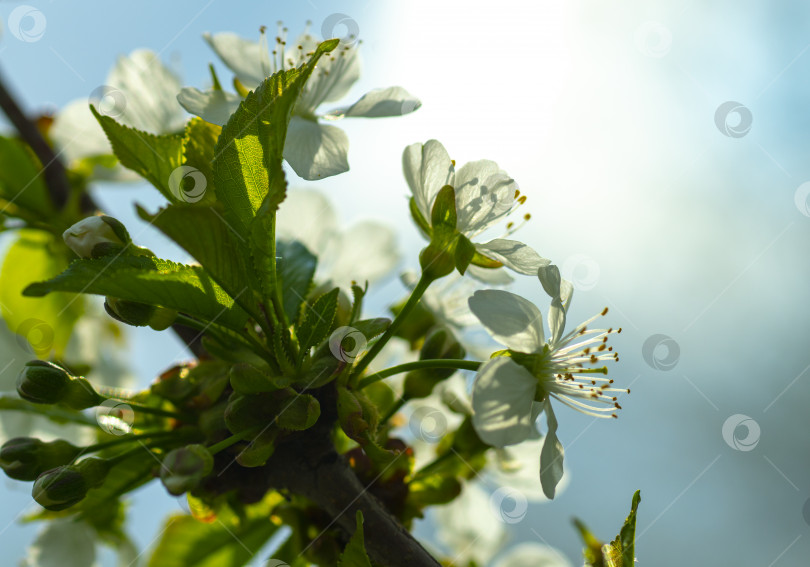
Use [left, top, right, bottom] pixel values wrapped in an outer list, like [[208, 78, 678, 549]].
[[0, 66, 71, 209]]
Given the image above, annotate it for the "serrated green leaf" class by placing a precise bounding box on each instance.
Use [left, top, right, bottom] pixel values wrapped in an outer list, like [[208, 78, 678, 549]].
[[182, 117, 221, 197], [91, 106, 184, 201], [23, 255, 249, 331], [0, 230, 83, 356], [296, 288, 339, 360], [337, 511, 372, 567], [136, 204, 257, 316], [276, 240, 317, 323], [213, 40, 338, 237], [618, 490, 641, 566], [0, 136, 54, 221]]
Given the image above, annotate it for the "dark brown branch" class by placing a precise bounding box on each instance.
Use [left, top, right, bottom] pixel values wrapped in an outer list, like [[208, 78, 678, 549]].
[[0, 66, 71, 209], [266, 424, 441, 567]]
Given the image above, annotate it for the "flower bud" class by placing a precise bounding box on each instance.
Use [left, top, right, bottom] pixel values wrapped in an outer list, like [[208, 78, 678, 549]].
[[104, 298, 178, 331], [403, 327, 466, 399], [61, 377, 103, 410], [62, 215, 130, 259], [160, 444, 213, 496], [16, 360, 70, 404], [32, 457, 109, 511], [0, 437, 82, 481], [229, 363, 275, 394]]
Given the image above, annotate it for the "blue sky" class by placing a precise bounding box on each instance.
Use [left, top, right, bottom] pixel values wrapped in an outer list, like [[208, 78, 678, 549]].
[[2, 1, 810, 565]]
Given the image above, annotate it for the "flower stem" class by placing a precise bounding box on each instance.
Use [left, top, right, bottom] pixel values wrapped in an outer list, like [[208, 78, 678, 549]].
[[414, 450, 456, 478], [350, 272, 433, 380], [207, 429, 257, 455], [83, 430, 177, 454], [98, 396, 191, 421], [358, 359, 481, 390]]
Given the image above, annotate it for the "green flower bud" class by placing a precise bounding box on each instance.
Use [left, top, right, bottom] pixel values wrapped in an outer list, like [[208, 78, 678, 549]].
[[160, 444, 213, 496], [0, 437, 81, 481], [32, 457, 109, 511], [62, 215, 130, 259], [16, 360, 70, 404], [403, 326, 466, 399], [61, 378, 103, 410], [104, 298, 178, 331], [229, 363, 276, 394]]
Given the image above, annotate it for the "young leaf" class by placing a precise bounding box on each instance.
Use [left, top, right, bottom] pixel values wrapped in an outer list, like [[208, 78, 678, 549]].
[[136, 204, 258, 316], [276, 239, 318, 323], [0, 230, 83, 357], [617, 490, 641, 566], [90, 107, 184, 202], [430, 185, 458, 244], [182, 117, 221, 190], [0, 136, 54, 220], [212, 39, 340, 237], [337, 511, 372, 567], [296, 288, 339, 360], [23, 255, 249, 331]]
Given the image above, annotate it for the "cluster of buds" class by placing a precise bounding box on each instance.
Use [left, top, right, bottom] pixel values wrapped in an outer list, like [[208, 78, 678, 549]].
[[0, 437, 82, 481], [32, 457, 111, 511], [63, 215, 177, 330], [16, 360, 101, 410], [160, 444, 213, 496]]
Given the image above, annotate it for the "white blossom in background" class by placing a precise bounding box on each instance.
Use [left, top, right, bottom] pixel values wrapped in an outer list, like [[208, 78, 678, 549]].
[[401, 271, 478, 332], [178, 24, 421, 180], [22, 519, 99, 567], [432, 482, 508, 566], [402, 139, 547, 283], [468, 288, 627, 498], [50, 50, 186, 179], [275, 188, 400, 290]]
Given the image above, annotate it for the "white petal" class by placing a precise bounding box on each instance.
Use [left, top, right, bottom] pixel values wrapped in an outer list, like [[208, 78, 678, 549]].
[[50, 100, 111, 164], [328, 86, 421, 118], [203, 32, 267, 89], [475, 239, 550, 275], [283, 117, 349, 180], [465, 264, 514, 285], [106, 49, 186, 133], [468, 289, 545, 351], [402, 139, 454, 222], [435, 483, 508, 565], [493, 543, 573, 567], [539, 399, 565, 500], [176, 87, 241, 126], [275, 189, 339, 255], [298, 45, 361, 111], [537, 264, 561, 297], [326, 221, 400, 286], [548, 297, 567, 346], [472, 357, 538, 447], [454, 160, 517, 235]]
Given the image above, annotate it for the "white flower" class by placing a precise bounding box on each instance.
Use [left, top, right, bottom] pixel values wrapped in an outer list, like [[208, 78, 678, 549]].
[[62, 216, 128, 259], [468, 288, 627, 498], [402, 139, 547, 282], [50, 50, 186, 179], [275, 188, 399, 290], [177, 24, 421, 181], [492, 542, 574, 567]]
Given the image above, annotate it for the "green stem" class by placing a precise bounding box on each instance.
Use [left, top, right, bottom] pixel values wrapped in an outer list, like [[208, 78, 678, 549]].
[[83, 430, 177, 454], [0, 396, 97, 427], [358, 359, 482, 390], [98, 396, 190, 421], [351, 272, 433, 379], [414, 450, 456, 478], [381, 397, 407, 425], [207, 429, 257, 455], [175, 314, 276, 367]]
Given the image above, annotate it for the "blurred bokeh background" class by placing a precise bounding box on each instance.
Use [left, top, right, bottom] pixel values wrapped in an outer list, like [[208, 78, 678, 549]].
[[1, 0, 809, 565]]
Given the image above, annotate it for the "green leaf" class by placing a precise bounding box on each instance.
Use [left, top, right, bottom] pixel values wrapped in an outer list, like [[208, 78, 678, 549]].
[[617, 490, 641, 566], [213, 39, 339, 237], [147, 512, 279, 567], [296, 288, 339, 360], [182, 117, 221, 200], [0, 136, 54, 220], [430, 185, 457, 244], [136, 204, 257, 315], [337, 511, 372, 567], [574, 490, 642, 567], [23, 255, 249, 331], [91, 106, 184, 201], [454, 233, 476, 275], [0, 230, 83, 356], [276, 240, 317, 323]]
